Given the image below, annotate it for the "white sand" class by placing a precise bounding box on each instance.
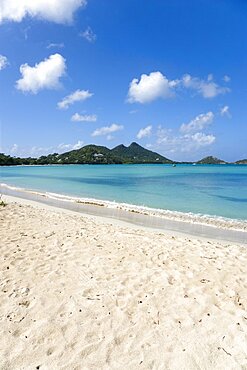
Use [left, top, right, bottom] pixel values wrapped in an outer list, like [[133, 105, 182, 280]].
[[0, 196, 247, 369]]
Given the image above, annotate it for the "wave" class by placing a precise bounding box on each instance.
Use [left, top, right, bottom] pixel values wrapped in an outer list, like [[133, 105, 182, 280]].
[[1, 182, 246, 233]]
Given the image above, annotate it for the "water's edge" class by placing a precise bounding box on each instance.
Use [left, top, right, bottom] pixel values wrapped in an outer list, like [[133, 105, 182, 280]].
[[1, 183, 246, 244]]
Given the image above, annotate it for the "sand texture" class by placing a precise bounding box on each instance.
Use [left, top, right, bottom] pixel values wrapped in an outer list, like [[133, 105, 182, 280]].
[[0, 197, 247, 369]]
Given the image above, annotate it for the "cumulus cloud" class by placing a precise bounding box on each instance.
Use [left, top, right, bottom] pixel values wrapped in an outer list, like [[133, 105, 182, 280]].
[[127, 71, 179, 103], [92, 124, 123, 137], [189, 132, 215, 147], [80, 27, 97, 42], [0, 55, 8, 70], [182, 74, 230, 98], [156, 126, 215, 153], [127, 71, 230, 103], [0, 0, 87, 24], [220, 105, 231, 118], [180, 112, 214, 133], [137, 125, 152, 139], [71, 113, 97, 122], [58, 89, 93, 109], [16, 54, 66, 94]]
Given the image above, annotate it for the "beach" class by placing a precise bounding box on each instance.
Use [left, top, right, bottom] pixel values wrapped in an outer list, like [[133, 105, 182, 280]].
[[0, 195, 246, 369]]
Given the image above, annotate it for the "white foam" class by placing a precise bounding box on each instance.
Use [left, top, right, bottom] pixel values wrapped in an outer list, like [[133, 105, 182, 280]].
[[1, 182, 246, 232]]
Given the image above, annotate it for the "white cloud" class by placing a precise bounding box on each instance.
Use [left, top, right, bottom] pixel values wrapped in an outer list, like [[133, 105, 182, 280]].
[[220, 105, 231, 118], [127, 71, 230, 103], [31, 140, 84, 154], [0, 0, 87, 24], [80, 26, 97, 42], [16, 54, 66, 94], [223, 75, 231, 83], [0, 55, 8, 70], [9, 143, 19, 154], [30, 146, 53, 156], [5, 141, 84, 157], [92, 124, 124, 137], [189, 132, 215, 147], [57, 140, 84, 151], [155, 127, 216, 154], [137, 125, 152, 139], [58, 89, 93, 109], [71, 113, 97, 122], [70, 140, 84, 150], [182, 74, 230, 98], [47, 42, 64, 49], [127, 71, 179, 103], [180, 112, 214, 133]]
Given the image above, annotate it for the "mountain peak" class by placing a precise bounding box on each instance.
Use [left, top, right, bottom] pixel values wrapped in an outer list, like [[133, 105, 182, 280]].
[[113, 144, 127, 150], [129, 142, 140, 147], [111, 142, 172, 163]]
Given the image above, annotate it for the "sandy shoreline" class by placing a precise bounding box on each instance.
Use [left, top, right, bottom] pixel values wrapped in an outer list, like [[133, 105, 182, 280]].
[[1, 195, 247, 369], [1, 183, 247, 244]]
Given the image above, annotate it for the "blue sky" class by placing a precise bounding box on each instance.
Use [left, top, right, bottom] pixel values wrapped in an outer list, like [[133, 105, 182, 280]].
[[0, 0, 246, 161]]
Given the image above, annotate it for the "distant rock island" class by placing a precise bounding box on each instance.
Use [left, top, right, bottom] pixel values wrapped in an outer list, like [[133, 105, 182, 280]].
[[196, 156, 227, 165], [0, 143, 246, 165]]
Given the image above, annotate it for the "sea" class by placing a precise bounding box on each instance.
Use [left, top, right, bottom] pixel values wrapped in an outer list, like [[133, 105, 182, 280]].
[[1, 164, 247, 221]]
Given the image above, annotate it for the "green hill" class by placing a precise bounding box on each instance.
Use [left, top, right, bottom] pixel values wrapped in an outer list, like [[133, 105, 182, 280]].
[[111, 142, 172, 163], [0, 142, 172, 165], [57, 145, 116, 164], [1, 146, 246, 166], [235, 159, 247, 164], [197, 156, 227, 164]]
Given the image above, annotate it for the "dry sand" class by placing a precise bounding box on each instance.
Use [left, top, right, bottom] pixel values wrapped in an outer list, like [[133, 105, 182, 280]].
[[0, 196, 247, 369]]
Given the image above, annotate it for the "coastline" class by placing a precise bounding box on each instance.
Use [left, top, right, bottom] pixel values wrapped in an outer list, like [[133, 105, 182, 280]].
[[1, 183, 247, 244]]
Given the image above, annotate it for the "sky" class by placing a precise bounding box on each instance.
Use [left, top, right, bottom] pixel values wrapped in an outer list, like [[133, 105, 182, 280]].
[[0, 0, 246, 161]]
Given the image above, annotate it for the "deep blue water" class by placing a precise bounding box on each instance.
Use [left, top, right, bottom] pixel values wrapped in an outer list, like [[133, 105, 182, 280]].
[[1, 164, 247, 220]]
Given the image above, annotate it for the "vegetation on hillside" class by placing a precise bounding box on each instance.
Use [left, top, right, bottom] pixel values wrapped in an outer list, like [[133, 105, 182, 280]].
[[196, 156, 227, 165], [0, 145, 246, 166], [235, 159, 247, 164], [0, 143, 172, 165]]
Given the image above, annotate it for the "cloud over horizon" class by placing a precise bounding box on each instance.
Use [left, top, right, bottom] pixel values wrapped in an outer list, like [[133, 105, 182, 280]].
[[4, 140, 84, 157], [180, 112, 214, 133], [154, 125, 216, 155]]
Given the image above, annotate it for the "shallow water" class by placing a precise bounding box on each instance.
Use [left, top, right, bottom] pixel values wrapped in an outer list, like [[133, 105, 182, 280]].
[[1, 164, 247, 220]]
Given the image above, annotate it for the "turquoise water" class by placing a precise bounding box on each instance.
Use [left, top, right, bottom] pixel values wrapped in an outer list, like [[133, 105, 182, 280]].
[[1, 164, 247, 220]]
